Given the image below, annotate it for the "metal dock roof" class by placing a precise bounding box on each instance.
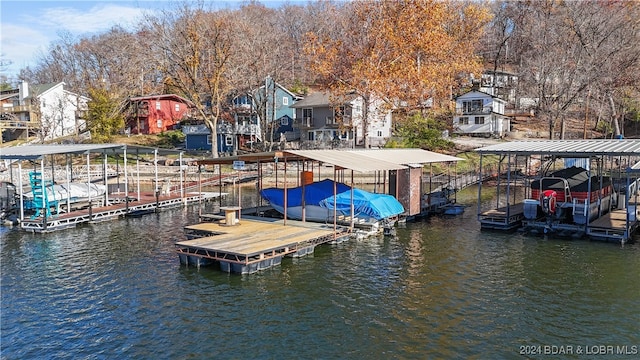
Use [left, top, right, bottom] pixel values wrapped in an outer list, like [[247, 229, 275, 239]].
[[344, 149, 462, 165], [196, 149, 460, 173], [0, 143, 182, 160], [475, 139, 640, 157]]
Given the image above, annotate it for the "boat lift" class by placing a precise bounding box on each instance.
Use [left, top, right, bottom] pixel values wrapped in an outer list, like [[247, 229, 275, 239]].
[[474, 139, 640, 244]]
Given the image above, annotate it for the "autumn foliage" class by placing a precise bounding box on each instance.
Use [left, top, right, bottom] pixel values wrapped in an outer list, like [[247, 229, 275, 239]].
[[304, 0, 491, 147], [305, 0, 492, 110]]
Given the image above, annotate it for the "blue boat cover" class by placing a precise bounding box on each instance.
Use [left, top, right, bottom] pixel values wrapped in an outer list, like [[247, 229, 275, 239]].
[[260, 179, 404, 220], [260, 179, 351, 208], [319, 188, 405, 220]]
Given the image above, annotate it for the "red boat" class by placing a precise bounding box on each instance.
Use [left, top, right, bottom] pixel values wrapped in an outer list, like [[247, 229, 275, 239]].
[[525, 166, 613, 224]]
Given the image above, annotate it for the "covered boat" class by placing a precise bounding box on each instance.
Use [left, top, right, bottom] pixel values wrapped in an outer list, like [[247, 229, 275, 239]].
[[260, 179, 404, 223], [525, 166, 612, 224], [23, 182, 107, 212], [318, 188, 405, 221]]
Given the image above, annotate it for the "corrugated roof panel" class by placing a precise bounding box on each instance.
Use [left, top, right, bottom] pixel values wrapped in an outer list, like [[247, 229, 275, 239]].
[[0, 144, 181, 160], [347, 149, 462, 164], [0, 144, 124, 160], [476, 139, 640, 156], [196, 149, 460, 170], [286, 150, 406, 172]]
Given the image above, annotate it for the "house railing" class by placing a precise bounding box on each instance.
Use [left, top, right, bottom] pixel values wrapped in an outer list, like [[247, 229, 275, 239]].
[[236, 123, 260, 135], [217, 123, 234, 134], [0, 118, 40, 129], [297, 117, 314, 129], [2, 105, 36, 113], [455, 106, 494, 115], [300, 138, 354, 150]]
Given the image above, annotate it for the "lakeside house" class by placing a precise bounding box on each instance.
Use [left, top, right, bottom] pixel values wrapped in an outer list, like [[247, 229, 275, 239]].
[[290, 90, 392, 149], [126, 94, 194, 135], [452, 89, 510, 138], [182, 123, 235, 154], [1, 81, 89, 142], [228, 76, 302, 149]]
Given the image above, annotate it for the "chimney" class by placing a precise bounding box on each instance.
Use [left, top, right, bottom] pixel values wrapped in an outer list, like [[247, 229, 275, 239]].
[[18, 81, 29, 104]]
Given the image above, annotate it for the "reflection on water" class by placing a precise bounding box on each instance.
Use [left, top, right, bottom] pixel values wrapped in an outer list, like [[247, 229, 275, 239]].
[[1, 187, 638, 358]]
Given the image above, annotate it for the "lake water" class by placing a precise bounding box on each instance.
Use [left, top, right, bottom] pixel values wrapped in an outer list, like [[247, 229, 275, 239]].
[[1, 188, 639, 359]]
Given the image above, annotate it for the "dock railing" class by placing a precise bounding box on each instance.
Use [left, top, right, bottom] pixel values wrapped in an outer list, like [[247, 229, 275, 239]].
[[423, 169, 492, 194]]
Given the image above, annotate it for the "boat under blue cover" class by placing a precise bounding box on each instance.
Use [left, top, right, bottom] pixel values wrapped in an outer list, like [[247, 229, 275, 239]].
[[260, 179, 404, 222]]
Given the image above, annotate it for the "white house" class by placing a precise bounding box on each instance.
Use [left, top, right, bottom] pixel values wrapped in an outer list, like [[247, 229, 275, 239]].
[[479, 70, 518, 104], [5, 81, 90, 141], [291, 91, 392, 148], [453, 90, 510, 137]]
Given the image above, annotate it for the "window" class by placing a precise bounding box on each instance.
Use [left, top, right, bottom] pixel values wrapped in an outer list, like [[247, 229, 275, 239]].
[[237, 115, 251, 126], [282, 97, 289, 106], [233, 96, 247, 106], [459, 117, 469, 125], [206, 135, 212, 145], [308, 132, 315, 141], [175, 103, 180, 112], [280, 117, 289, 126], [303, 108, 313, 126], [225, 135, 233, 146], [156, 101, 161, 110], [474, 116, 485, 124], [463, 99, 482, 113], [157, 119, 163, 128], [377, 130, 383, 137]]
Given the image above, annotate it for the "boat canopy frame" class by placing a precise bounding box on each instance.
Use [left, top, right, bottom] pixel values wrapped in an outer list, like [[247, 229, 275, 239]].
[[474, 139, 640, 243]]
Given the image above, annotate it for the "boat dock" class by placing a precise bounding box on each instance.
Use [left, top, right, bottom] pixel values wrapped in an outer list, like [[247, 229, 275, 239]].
[[176, 215, 351, 274], [474, 140, 640, 243], [0, 143, 228, 232], [20, 191, 222, 232], [478, 203, 525, 230], [585, 205, 640, 241]]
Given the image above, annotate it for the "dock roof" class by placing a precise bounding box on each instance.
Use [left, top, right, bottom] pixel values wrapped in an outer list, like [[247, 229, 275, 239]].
[[344, 149, 461, 166], [0, 144, 182, 160], [196, 149, 461, 173], [476, 139, 640, 157]]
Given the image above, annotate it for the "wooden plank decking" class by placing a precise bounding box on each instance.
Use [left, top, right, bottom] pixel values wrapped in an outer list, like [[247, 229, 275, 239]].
[[176, 217, 351, 273], [480, 202, 525, 217], [478, 203, 525, 230], [589, 209, 632, 230]]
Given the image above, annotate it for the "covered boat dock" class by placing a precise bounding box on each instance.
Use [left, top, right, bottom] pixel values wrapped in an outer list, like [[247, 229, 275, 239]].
[[475, 139, 640, 243], [195, 148, 463, 224], [0, 143, 223, 232], [177, 148, 462, 273]]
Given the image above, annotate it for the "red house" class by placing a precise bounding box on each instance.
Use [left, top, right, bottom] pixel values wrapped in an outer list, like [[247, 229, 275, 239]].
[[127, 94, 194, 135]]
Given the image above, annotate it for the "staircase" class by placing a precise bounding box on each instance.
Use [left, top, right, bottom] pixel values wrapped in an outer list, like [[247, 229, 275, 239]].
[[29, 172, 57, 218]]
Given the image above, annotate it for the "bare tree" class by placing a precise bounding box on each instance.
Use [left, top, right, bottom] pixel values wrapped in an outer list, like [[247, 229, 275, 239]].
[[143, 3, 236, 157], [494, 0, 640, 139]]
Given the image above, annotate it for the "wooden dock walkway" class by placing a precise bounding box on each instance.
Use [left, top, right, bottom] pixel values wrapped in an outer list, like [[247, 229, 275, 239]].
[[20, 191, 224, 232], [478, 202, 525, 230], [587, 208, 640, 242], [176, 216, 351, 274]]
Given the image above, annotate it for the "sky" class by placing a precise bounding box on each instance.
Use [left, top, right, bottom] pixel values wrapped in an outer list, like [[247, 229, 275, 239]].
[[0, 0, 291, 82]]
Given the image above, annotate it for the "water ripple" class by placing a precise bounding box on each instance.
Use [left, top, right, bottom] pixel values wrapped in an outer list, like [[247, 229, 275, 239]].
[[1, 199, 639, 359]]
